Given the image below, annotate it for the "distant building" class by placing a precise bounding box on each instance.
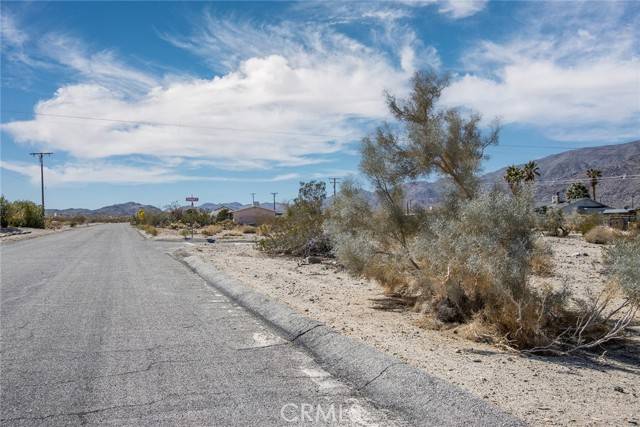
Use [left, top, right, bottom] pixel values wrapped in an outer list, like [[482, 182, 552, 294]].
[[602, 208, 637, 230], [232, 203, 276, 226], [536, 192, 638, 229], [210, 205, 235, 217], [536, 193, 610, 215]]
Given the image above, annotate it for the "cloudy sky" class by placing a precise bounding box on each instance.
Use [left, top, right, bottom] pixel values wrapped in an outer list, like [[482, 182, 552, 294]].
[[1, 1, 638, 209]]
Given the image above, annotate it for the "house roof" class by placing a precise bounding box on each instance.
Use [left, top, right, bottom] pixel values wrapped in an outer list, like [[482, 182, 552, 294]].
[[602, 208, 636, 214], [539, 197, 611, 214], [232, 205, 276, 214]]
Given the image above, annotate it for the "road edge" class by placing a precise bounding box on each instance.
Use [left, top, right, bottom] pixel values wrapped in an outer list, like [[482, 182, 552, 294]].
[[172, 250, 525, 427]]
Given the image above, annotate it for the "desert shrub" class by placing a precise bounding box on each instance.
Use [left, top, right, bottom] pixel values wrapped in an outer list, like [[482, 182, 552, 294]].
[[241, 225, 257, 234], [327, 70, 640, 351], [584, 226, 620, 244], [145, 224, 158, 236], [0, 196, 12, 228], [179, 229, 191, 238], [218, 219, 236, 230], [604, 236, 640, 304], [45, 218, 64, 229], [530, 240, 554, 276], [201, 224, 223, 236], [137, 224, 157, 236], [259, 181, 331, 256], [537, 209, 568, 237], [569, 213, 602, 235], [8, 200, 44, 228], [256, 224, 271, 236], [215, 208, 233, 222]]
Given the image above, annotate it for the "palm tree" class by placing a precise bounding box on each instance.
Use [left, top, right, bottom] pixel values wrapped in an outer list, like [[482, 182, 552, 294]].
[[504, 165, 524, 194], [586, 168, 602, 201], [566, 182, 590, 200], [522, 161, 541, 182]]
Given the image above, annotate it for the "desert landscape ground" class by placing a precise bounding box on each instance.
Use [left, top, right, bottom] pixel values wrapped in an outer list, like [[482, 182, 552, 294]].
[[138, 226, 640, 426]]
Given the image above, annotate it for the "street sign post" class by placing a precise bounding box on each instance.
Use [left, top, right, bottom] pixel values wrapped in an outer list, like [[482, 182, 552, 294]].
[[185, 195, 199, 207], [185, 195, 199, 239]]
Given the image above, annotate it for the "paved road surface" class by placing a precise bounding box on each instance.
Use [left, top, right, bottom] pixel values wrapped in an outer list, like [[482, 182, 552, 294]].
[[1, 224, 404, 425]]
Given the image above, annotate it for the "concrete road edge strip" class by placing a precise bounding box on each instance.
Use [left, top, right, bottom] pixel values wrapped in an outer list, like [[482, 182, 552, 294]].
[[172, 250, 525, 427]]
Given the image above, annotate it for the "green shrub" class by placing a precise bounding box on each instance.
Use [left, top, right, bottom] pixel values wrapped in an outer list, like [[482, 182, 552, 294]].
[[258, 181, 331, 256], [536, 209, 568, 237], [8, 200, 44, 228], [215, 208, 233, 222], [569, 213, 602, 235], [0, 196, 12, 228], [604, 235, 640, 304]]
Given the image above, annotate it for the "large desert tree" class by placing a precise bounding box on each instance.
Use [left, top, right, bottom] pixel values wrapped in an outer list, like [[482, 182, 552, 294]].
[[586, 168, 602, 201]]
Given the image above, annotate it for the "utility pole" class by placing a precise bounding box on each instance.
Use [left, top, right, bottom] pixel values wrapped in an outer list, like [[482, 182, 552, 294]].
[[271, 192, 278, 212], [328, 177, 340, 199], [251, 192, 256, 206], [30, 152, 53, 217]]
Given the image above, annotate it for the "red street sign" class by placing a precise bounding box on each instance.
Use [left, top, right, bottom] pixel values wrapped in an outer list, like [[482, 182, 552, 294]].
[[186, 196, 199, 202]]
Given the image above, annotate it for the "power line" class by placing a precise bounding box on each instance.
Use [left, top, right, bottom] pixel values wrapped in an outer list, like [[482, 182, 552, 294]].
[[4, 110, 342, 139], [270, 192, 278, 212], [532, 174, 640, 185], [3, 109, 612, 152]]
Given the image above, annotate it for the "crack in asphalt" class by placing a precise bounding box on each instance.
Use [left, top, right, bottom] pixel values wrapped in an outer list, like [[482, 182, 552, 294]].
[[357, 363, 401, 391], [235, 342, 291, 351], [290, 324, 322, 342], [0, 397, 167, 423], [16, 359, 204, 388]]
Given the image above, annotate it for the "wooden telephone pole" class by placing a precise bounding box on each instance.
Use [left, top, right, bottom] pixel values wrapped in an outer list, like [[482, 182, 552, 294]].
[[29, 152, 53, 216]]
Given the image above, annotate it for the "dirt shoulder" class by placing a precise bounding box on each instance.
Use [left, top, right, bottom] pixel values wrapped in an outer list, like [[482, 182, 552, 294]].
[[179, 233, 638, 426], [0, 224, 93, 243]]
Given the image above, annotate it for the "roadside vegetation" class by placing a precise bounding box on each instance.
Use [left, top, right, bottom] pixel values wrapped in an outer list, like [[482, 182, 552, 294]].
[[251, 71, 639, 353], [1, 197, 45, 229], [258, 181, 331, 257]]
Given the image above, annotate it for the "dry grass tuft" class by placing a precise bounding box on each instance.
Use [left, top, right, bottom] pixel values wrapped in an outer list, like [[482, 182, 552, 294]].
[[201, 224, 223, 236], [584, 226, 620, 244], [241, 225, 257, 234]]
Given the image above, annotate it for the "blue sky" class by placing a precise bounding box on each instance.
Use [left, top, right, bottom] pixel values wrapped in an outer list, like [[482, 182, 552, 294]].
[[1, 1, 638, 209]]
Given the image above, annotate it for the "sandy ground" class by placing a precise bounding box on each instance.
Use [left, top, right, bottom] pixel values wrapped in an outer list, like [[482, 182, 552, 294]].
[[177, 231, 639, 426]]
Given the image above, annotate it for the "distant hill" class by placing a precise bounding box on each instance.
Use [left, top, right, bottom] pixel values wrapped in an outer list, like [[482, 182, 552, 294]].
[[47, 202, 162, 217], [403, 140, 640, 208]]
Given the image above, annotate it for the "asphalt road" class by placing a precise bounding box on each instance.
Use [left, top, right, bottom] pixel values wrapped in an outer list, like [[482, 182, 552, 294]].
[[1, 224, 404, 426]]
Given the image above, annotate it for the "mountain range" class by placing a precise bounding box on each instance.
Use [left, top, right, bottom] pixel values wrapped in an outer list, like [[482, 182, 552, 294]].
[[46, 140, 639, 216], [403, 139, 640, 208]]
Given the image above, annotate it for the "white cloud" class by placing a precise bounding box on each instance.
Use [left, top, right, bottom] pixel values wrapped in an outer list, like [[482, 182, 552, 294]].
[[39, 34, 159, 94], [442, 3, 640, 141], [438, 0, 488, 19], [4, 18, 417, 174], [1, 12, 28, 47]]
